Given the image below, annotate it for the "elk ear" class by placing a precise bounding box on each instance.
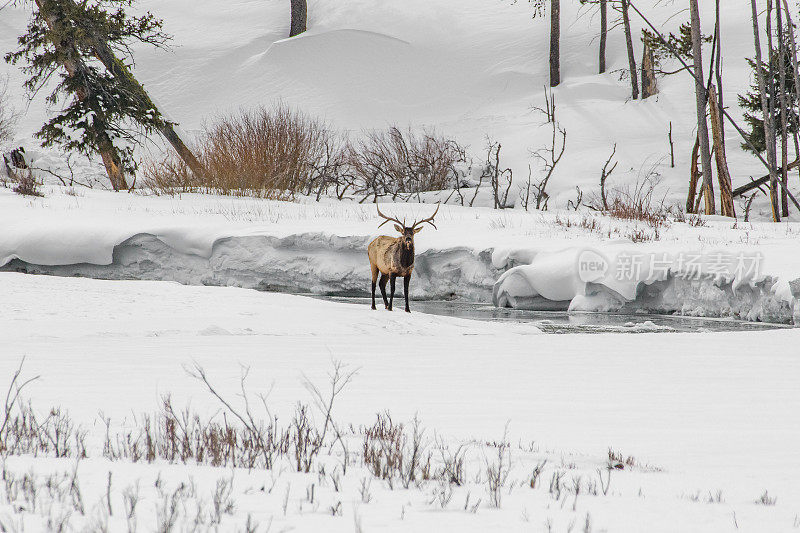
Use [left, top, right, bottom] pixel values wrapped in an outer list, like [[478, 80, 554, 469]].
[[394, 224, 403, 233], [413, 226, 423, 234]]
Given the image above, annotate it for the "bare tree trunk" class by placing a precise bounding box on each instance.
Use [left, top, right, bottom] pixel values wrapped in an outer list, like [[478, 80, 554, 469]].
[[641, 40, 658, 98], [752, 0, 781, 221], [621, 0, 639, 99], [669, 122, 675, 168], [714, 0, 725, 145], [687, 134, 700, 213], [780, 0, 800, 185], [709, 84, 736, 217], [689, 0, 715, 214], [765, 0, 785, 217], [777, 2, 790, 215], [290, 0, 307, 37], [550, 0, 561, 87], [88, 40, 205, 179], [599, 0, 608, 74], [35, 0, 127, 190]]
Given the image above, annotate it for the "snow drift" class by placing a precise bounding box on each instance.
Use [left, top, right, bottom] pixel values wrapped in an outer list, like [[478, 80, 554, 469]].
[[492, 247, 800, 324]]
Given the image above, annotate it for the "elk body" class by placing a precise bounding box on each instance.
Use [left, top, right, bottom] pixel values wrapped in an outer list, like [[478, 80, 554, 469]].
[[367, 204, 439, 312]]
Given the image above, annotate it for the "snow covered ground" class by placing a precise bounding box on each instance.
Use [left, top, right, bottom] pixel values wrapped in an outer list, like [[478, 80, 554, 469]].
[[2, 271, 800, 532]]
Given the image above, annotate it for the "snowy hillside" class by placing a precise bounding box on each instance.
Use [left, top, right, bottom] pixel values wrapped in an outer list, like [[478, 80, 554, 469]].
[[0, 0, 775, 212]]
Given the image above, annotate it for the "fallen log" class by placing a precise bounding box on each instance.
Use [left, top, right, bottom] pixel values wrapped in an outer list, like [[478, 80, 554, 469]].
[[733, 159, 800, 197]]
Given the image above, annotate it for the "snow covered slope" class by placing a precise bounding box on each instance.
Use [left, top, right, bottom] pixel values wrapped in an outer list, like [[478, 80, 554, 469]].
[[0, 0, 780, 214]]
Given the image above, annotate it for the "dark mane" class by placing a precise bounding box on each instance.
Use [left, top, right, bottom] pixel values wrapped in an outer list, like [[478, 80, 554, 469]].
[[399, 242, 414, 269]]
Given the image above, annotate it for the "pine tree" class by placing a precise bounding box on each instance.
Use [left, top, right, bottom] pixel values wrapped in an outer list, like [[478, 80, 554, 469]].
[[5, 0, 171, 190], [642, 23, 711, 76], [739, 40, 799, 155]]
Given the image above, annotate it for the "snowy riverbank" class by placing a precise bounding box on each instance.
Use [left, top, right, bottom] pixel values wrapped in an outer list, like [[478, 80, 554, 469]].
[[3, 187, 800, 323]]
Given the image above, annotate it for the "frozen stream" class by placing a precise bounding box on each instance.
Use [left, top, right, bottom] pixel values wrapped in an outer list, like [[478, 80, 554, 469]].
[[313, 296, 790, 333]]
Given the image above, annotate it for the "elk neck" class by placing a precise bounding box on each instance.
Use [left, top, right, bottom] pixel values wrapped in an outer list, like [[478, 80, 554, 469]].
[[397, 240, 415, 269]]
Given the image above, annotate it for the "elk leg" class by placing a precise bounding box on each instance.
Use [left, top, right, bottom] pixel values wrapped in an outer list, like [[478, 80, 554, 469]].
[[389, 274, 397, 311], [379, 274, 389, 309], [404, 275, 411, 313], [371, 264, 379, 310]]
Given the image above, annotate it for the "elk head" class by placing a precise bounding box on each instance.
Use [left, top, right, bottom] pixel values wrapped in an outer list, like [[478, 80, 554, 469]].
[[376, 203, 440, 250]]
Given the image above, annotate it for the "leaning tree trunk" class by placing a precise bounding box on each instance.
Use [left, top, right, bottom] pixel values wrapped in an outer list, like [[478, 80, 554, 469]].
[[35, 0, 127, 190], [689, 0, 715, 214], [550, 0, 561, 87], [55, 0, 205, 178], [290, 0, 307, 37], [709, 84, 736, 217], [751, 0, 781, 221], [621, 0, 639, 99], [86, 36, 205, 178], [599, 0, 607, 73], [641, 40, 658, 98], [714, 0, 725, 145]]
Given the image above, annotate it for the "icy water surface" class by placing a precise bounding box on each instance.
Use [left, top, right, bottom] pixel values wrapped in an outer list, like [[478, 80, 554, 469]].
[[314, 296, 790, 334]]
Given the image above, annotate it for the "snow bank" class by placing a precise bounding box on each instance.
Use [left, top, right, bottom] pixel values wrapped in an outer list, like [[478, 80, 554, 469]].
[[2, 231, 501, 301], [5, 224, 800, 324], [493, 246, 800, 324], [4, 190, 800, 323]]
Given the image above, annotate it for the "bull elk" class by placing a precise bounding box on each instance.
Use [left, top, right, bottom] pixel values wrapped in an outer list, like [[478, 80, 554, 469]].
[[368, 204, 440, 312]]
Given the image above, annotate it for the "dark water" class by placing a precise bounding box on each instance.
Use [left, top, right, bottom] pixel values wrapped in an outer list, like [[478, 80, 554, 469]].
[[313, 296, 790, 334]]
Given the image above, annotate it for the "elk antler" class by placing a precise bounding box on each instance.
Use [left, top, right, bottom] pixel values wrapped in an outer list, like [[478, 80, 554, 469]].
[[410, 203, 441, 230], [376, 204, 405, 229]]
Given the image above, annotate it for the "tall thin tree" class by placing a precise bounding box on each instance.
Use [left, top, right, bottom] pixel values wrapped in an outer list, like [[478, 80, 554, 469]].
[[550, 0, 561, 86], [689, 0, 714, 213], [780, 0, 800, 185], [751, 0, 781, 220], [714, 0, 725, 145], [620, 0, 639, 99], [599, 0, 608, 73], [776, 1, 790, 215]]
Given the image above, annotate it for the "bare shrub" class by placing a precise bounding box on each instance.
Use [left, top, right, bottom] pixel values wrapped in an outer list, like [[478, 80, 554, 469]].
[[348, 126, 468, 203], [605, 173, 669, 233], [141, 111, 469, 202], [520, 87, 567, 211], [0, 77, 17, 148], [485, 427, 510, 508], [607, 448, 636, 470], [140, 156, 194, 196], [0, 359, 85, 458], [12, 169, 44, 197], [362, 412, 430, 488], [436, 442, 468, 486], [483, 139, 513, 209], [141, 105, 345, 199], [363, 411, 405, 482], [755, 490, 777, 506]]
